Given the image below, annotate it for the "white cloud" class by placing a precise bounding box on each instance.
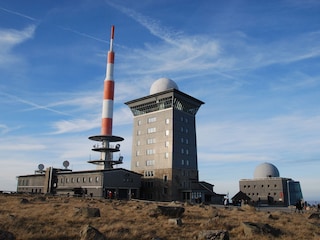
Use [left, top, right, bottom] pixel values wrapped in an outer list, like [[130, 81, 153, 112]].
[[0, 25, 36, 66], [198, 114, 320, 162], [51, 118, 99, 134]]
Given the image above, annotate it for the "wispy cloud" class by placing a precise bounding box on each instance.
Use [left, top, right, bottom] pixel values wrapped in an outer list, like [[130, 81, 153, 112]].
[[0, 25, 36, 66], [0, 124, 10, 134], [50, 118, 99, 134], [0, 92, 71, 116], [0, 6, 37, 21], [106, 1, 182, 45], [58, 26, 108, 43], [198, 114, 320, 163]]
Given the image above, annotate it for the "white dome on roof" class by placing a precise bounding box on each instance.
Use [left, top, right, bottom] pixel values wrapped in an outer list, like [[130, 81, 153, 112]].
[[150, 78, 179, 95], [253, 162, 280, 179]]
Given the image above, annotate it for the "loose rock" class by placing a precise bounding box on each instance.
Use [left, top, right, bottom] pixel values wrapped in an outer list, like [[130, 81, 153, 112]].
[[80, 225, 106, 240], [242, 222, 281, 237], [198, 230, 229, 240], [0, 229, 15, 240], [157, 206, 185, 218]]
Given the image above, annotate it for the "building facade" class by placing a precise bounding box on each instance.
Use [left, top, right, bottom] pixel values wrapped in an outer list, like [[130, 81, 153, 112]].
[[238, 162, 303, 206], [126, 78, 209, 202], [17, 167, 141, 199]]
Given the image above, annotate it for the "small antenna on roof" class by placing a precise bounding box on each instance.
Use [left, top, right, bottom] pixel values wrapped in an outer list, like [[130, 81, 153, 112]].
[[63, 160, 70, 169]]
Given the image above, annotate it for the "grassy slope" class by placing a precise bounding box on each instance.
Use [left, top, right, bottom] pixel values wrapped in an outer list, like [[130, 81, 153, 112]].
[[0, 194, 319, 240]]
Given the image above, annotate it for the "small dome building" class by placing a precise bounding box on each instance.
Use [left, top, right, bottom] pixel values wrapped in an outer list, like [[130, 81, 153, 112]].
[[234, 162, 303, 206]]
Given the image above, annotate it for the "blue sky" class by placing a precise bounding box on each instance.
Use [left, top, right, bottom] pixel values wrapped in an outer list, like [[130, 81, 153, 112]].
[[1, 0, 320, 201]]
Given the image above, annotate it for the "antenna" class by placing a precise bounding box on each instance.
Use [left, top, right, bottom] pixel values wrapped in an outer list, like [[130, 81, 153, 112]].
[[63, 160, 70, 169], [38, 164, 44, 171]]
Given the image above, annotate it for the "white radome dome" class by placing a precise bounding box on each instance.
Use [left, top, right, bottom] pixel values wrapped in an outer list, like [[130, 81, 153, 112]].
[[150, 78, 179, 95], [253, 162, 280, 178]]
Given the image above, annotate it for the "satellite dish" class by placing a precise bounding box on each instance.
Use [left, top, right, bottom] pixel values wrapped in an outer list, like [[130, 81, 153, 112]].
[[63, 160, 70, 169], [38, 164, 44, 171]]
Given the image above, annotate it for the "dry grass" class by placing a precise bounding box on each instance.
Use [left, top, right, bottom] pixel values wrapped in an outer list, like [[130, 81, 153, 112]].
[[0, 194, 319, 239]]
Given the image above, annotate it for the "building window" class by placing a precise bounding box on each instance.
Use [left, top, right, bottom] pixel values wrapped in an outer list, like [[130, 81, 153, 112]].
[[186, 160, 189, 166], [137, 140, 140, 146], [163, 175, 168, 182], [138, 120, 142, 125], [145, 171, 154, 177], [146, 149, 155, 155], [136, 161, 140, 167], [83, 177, 86, 183], [146, 160, 155, 166], [147, 117, 156, 123], [165, 130, 169, 136], [165, 152, 169, 158], [181, 126, 184, 132], [147, 127, 156, 134], [95, 176, 99, 182], [163, 188, 168, 194], [147, 138, 156, 144], [186, 138, 189, 144], [181, 137, 184, 143], [185, 118, 188, 123], [136, 150, 140, 156], [165, 141, 169, 147], [185, 128, 189, 133], [186, 149, 189, 155], [89, 177, 93, 183], [70, 178, 73, 183], [77, 177, 80, 183], [181, 148, 184, 154], [166, 118, 170, 124], [182, 159, 184, 165], [180, 116, 184, 122], [137, 130, 141, 135]]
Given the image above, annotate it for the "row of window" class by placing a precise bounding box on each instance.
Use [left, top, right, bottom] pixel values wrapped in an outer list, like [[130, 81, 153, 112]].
[[137, 148, 190, 156], [18, 187, 42, 192], [139, 159, 190, 167], [247, 192, 278, 196], [60, 176, 100, 184], [19, 179, 29, 186], [139, 116, 189, 125], [243, 184, 277, 188], [138, 138, 189, 146], [137, 129, 170, 136]]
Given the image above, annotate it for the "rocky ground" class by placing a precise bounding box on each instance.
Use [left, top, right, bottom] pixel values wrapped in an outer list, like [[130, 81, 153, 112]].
[[0, 194, 319, 240]]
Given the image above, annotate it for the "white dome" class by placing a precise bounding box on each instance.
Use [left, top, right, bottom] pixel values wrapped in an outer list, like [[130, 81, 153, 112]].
[[150, 78, 179, 95], [253, 162, 280, 179]]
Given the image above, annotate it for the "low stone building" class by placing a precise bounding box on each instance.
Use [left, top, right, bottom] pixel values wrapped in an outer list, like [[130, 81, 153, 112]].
[[17, 167, 141, 199]]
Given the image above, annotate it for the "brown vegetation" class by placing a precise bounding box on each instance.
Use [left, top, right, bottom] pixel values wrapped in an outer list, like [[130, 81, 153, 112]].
[[0, 194, 319, 239]]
